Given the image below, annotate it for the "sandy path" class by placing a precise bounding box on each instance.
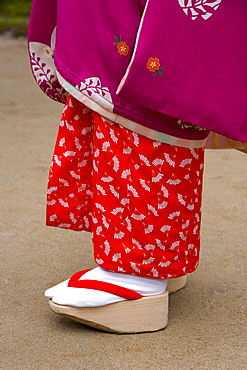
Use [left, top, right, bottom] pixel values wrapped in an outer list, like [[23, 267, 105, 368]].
[[1, 36, 246, 369]]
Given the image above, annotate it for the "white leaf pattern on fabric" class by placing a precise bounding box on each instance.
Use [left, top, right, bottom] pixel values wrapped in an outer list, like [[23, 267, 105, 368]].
[[96, 131, 104, 139], [69, 171, 80, 179], [195, 213, 200, 222], [151, 268, 159, 278], [132, 133, 139, 146], [152, 173, 164, 183], [59, 223, 71, 228], [78, 160, 87, 167], [168, 211, 180, 219], [102, 215, 110, 229], [110, 129, 119, 143], [156, 239, 166, 250], [114, 231, 125, 239], [143, 257, 155, 265], [96, 184, 107, 195], [177, 194, 186, 206], [127, 185, 139, 197], [102, 142, 111, 152], [78, 77, 113, 104], [153, 142, 162, 148], [101, 176, 113, 182], [139, 154, 151, 166], [167, 176, 181, 185], [54, 155, 62, 167], [158, 201, 168, 209], [190, 148, 199, 159], [29, 38, 68, 103], [164, 153, 175, 167], [130, 262, 141, 273], [187, 204, 195, 210], [180, 158, 192, 168], [109, 185, 120, 198], [179, 231, 187, 241], [132, 239, 143, 249], [104, 241, 111, 256], [144, 244, 156, 251], [96, 226, 103, 235], [75, 138, 82, 150], [59, 138, 65, 147], [153, 158, 164, 167], [169, 241, 180, 250], [158, 261, 171, 267], [112, 156, 120, 172], [125, 217, 132, 232], [65, 122, 74, 131], [64, 151, 76, 157], [147, 205, 159, 216], [123, 146, 132, 154], [95, 258, 104, 265], [78, 184, 86, 192], [47, 186, 58, 194], [121, 169, 131, 179], [144, 225, 154, 234], [70, 213, 77, 223], [178, 0, 223, 20], [112, 253, 121, 262], [47, 200, 56, 205], [95, 203, 106, 212], [49, 214, 57, 221], [139, 179, 151, 192], [160, 225, 171, 233], [120, 198, 130, 205], [58, 199, 69, 207], [81, 127, 92, 135], [131, 213, 145, 220], [161, 185, 169, 198], [182, 220, 190, 229], [111, 207, 124, 215]]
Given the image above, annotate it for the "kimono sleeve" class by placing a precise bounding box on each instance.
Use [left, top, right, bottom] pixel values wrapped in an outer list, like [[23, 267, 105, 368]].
[[28, 0, 68, 104]]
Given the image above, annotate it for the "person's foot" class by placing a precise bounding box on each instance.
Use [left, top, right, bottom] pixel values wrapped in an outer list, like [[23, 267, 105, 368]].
[[45, 267, 167, 307]]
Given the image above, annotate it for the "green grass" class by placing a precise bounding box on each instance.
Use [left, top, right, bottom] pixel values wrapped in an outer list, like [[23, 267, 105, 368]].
[[0, 0, 32, 36], [0, 0, 32, 17]]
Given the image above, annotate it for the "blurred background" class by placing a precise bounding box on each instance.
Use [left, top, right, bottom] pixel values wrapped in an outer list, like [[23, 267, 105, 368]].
[[0, 0, 32, 37]]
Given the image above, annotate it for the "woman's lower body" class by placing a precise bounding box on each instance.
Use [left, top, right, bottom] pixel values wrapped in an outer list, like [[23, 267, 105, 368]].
[[45, 95, 205, 332]]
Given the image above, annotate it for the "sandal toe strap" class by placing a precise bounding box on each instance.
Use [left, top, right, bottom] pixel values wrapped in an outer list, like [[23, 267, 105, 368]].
[[68, 270, 143, 300]]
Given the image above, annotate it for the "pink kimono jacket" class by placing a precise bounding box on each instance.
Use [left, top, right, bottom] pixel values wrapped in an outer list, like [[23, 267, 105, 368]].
[[28, 0, 247, 145]]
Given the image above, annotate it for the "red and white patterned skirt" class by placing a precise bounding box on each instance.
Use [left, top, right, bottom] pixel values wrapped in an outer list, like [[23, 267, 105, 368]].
[[47, 95, 205, 279]]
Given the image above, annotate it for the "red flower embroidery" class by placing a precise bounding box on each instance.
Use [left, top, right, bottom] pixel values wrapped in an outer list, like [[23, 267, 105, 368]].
[[113, 36, 130, 56], [146, 58, 164, 76], [117, 41, 130, 56]]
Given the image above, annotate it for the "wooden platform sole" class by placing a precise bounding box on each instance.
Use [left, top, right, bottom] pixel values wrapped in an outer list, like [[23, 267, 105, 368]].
[[166, 275, 187, 293], [49, 291, 168, 334], [48, 276, 187, 333]]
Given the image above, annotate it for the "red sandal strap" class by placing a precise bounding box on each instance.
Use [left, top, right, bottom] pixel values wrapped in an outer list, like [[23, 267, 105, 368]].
[[68, 269, 92, 285], [68, 270, 143, 300]]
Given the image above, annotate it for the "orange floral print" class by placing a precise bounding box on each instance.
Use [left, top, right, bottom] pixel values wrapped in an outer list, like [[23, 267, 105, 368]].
[[44, 47, 54, 58], [113, 36, 130, 56], [146, 57, 164, 76], [146, 58, 160, 72], [117, 41, 130, 56]]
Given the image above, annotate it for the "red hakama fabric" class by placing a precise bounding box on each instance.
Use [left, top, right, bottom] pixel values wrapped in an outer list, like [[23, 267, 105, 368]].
[[47, 95, 205, 279]]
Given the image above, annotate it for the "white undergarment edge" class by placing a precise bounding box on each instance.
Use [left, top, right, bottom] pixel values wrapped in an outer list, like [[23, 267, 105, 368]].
[[57, 72, 206, 149]]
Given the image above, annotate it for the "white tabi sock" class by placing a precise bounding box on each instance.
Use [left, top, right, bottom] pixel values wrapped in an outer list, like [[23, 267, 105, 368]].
[[45, 267, 167, 308]]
